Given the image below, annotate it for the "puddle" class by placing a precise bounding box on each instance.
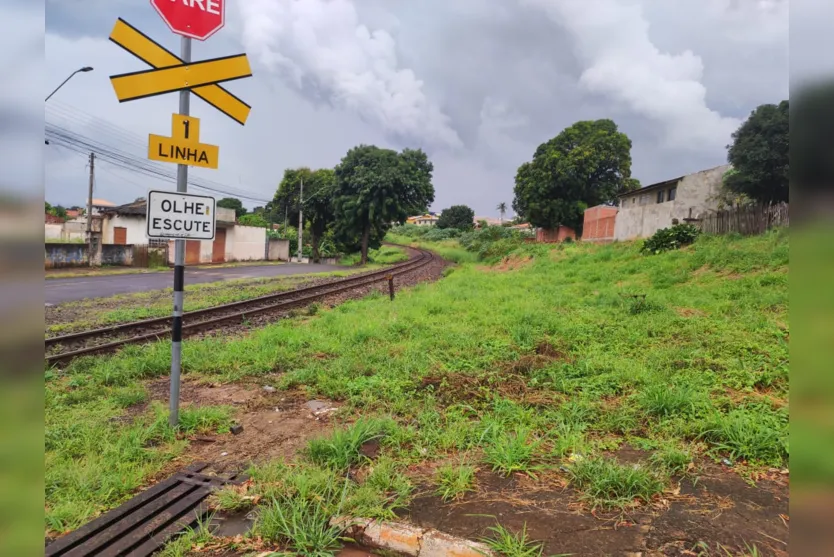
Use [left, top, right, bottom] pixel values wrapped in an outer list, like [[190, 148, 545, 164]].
[[211, 510, 255, 538]]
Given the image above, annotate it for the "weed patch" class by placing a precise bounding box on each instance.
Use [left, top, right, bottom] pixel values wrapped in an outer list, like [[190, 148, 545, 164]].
[[567, 456, 666, 509], [435, 463, 477, 501], [306, 418, 391, 470]]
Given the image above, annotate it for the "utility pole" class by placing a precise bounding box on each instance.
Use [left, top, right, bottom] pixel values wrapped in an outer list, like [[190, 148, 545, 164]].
[[297, 177, 304, 262], [169, 36, 192, 427], [87, 152, 95, 266]]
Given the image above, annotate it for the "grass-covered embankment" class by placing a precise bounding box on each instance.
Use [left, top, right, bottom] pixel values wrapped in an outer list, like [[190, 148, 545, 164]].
[[45, 230, 788, 546]]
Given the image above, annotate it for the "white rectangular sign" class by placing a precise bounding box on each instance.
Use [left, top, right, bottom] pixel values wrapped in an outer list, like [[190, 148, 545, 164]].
[[146, 190, 216, 240]]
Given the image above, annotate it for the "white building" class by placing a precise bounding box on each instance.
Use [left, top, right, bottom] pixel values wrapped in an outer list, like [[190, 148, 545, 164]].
[[613, 165, 730, 241], [100, 199, 269, 265]]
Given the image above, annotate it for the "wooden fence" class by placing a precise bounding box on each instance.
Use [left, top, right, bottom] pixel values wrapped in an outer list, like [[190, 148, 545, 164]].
[[698, 203, 789, 236]]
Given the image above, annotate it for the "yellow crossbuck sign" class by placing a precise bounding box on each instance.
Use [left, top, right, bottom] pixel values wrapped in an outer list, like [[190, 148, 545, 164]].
[[109, 18, 252, 125], [149, 114, 219, 169]]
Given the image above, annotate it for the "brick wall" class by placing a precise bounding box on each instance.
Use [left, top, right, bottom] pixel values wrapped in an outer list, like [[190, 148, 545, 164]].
[[536, 226, 577, 243], [582, 206, 618, 243]]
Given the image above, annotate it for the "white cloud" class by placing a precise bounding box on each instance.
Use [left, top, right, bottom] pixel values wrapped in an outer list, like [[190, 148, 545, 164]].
[[520, 0, 741, 151], [237, 0, 463, 152]]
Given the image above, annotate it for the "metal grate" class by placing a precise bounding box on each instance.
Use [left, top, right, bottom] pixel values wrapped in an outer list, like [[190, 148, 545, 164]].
[[45, 462, 245, 557]]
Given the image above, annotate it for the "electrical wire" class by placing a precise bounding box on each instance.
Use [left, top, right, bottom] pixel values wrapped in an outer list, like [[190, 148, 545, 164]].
[[45, 102, 272, 203]]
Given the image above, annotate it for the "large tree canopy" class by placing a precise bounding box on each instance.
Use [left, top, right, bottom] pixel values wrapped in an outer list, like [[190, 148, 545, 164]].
[[512, 119, 639, 232], [303, 168, 337, 262], [216, 197, 247, 218], [437, 205, 474, 230], [271, 167, 315, 227], [724, 100, 789, 204], [334, 145, 435, 264], [271, 167, 337, 261]]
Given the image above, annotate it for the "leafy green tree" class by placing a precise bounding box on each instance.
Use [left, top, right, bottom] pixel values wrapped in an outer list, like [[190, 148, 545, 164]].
[[512, 119, 639, 233], [724, 100, 789, 204], [272, 167, 336, 262], [303, 168, 337, 262], [437, 205, 474, 230], [334, 145, 435, 264], [238, 213, 270, 228], [497, 202, 508, 224], [216, 197, 247, 218], [45, 202, 67, 219], [272, 168, 314, 227]]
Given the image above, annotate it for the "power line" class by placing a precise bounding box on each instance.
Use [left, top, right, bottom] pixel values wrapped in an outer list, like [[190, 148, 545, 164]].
[[46, 122, 272, 203], [45, 102, 273, 203]]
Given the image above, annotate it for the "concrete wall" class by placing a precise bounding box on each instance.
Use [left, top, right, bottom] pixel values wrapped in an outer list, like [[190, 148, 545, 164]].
[[45, 243, 89, 268], [614, 165, 729, 241], [45, 220, 87, 242], [583, 206, 618, 243], [226, 225, 266, 261], [165, 224, 268, 264], [102, 214, 147, 244], [267, 238, 290, 261], [101, 244, 134, 266]]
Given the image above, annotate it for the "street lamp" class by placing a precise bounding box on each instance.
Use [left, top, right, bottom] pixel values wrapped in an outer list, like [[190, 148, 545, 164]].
[[45, 67, 93, 143], [45, 66, 93, 102]]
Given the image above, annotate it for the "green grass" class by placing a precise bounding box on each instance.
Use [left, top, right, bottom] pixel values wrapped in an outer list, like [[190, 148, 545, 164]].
[[255, 475, 348, 557], [45, 230, 788, 530], [44, 397, 233, 531], [479, 523, 548, 557], [483, 427, 542, 477], [567, 456, 666, 509], [339, 245, 409, 266], [306, 417, 390, 470], [386, 233, 478, 264], [435, 463, 477, 501]]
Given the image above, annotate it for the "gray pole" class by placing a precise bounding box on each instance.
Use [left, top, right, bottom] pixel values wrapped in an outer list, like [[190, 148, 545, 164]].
[[87, 152, 95, 266], [297, 177, 303, 262], [169, 36, 192, 427]]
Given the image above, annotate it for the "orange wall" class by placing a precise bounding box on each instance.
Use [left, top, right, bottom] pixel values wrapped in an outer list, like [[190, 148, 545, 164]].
[[583, 206, 618, 242]]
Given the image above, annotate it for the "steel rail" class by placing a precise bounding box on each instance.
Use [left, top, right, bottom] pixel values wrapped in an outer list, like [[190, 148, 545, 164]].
[[45, 245, 433, 365]]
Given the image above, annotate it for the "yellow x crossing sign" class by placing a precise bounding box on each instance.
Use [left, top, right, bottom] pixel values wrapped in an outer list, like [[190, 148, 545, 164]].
[[109, 18, 252, 125]]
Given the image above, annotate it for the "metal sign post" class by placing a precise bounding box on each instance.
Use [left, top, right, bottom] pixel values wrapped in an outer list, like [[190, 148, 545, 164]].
[[170, 36, 192, 427], [108, 0, 249, 427]]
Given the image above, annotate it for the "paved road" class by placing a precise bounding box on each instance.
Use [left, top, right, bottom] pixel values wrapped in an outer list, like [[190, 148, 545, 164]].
[[45, 263, 346, 304]]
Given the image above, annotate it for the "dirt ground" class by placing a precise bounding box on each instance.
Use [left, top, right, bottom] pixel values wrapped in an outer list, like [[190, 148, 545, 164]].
[[138, 377, 341, 478], [402, 458, 788, 557]]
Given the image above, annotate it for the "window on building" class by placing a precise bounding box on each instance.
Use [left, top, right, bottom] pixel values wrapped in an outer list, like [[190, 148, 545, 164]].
[[656, 190, 665, 204], [631, 198, 636, 205], [668, 187, 677, 201]]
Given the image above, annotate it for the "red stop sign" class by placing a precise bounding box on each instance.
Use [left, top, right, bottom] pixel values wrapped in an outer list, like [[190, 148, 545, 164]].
[[151, 0, 225, 41]]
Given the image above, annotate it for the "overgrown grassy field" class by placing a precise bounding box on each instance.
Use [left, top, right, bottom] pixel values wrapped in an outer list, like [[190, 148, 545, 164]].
[[46, 269, 372, 334], [339, 245, 410, 266], [44, 231, 788, 544]]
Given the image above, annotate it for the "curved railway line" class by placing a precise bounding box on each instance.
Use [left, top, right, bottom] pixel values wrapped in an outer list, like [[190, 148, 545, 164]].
[[45, 245, 434, 366]]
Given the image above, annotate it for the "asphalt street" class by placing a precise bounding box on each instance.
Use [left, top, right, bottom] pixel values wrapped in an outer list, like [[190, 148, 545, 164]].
[[44, 263, 346, 304]]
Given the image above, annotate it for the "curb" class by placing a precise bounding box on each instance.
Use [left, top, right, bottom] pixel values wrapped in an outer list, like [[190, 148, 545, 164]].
[[332, 517, 494, 557]]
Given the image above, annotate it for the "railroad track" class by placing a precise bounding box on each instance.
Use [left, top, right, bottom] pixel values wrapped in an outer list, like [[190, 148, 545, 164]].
[[45, 245, 434, 366]]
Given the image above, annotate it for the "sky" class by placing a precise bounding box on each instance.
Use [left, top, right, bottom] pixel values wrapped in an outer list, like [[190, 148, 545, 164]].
[[37, 0, 799, 217]]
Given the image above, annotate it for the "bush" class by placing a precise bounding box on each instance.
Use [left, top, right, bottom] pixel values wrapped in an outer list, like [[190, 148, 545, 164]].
[[459, 226, 525, 261], [423, 228, 460, 241], [389, 224, 428, 239], [641, 224, 701, 254]]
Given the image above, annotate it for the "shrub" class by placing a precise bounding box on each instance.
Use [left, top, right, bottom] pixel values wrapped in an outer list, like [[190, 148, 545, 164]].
[[641, 224, 701, 254], [423, 227, 460, 241], [567, 456, 665, 509], [389, 224, 428, 238], [458, 226, 525, 261]]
